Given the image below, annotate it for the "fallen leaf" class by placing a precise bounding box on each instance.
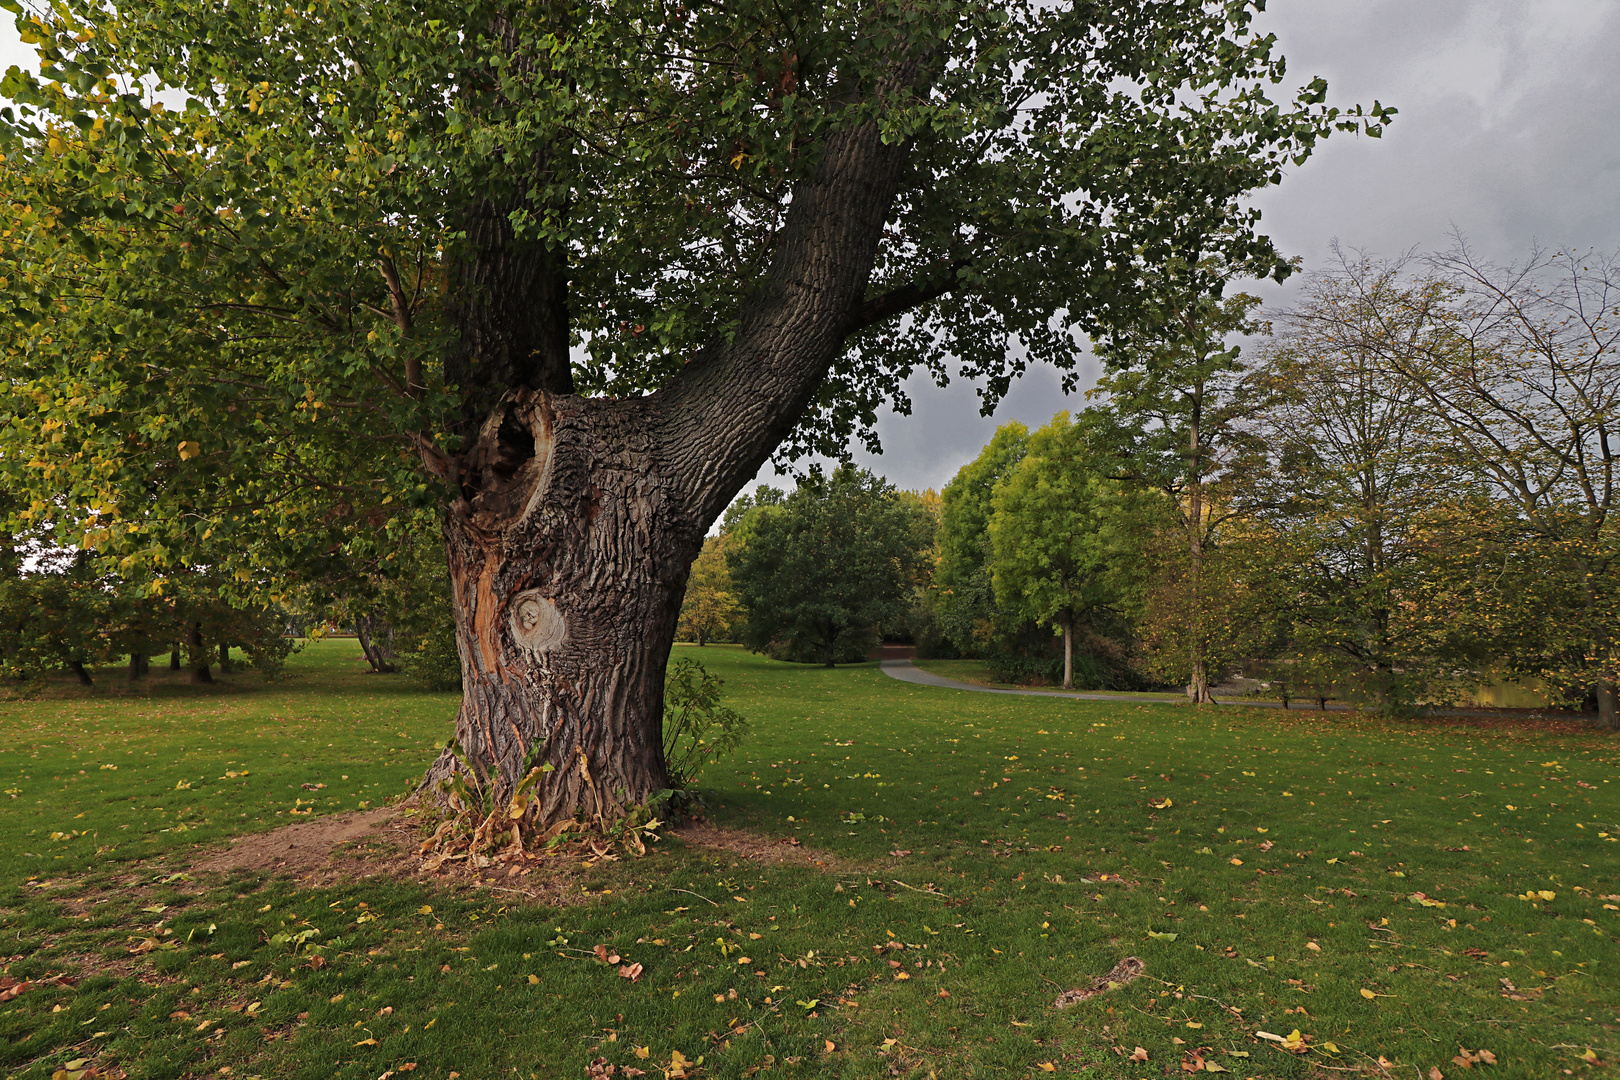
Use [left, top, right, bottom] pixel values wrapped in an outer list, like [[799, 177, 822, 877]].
[[824, 1040, 836, 1053], [618, 963, 644, 982], [1129, 1047, 1149, 1062], [1037, 1064, 1056, 1073], [1361, 989, 1377, 999], [1306, 942, 1321, 952], [354, 1037, 378, 1047], [1429, 1069, 1444, 1080]]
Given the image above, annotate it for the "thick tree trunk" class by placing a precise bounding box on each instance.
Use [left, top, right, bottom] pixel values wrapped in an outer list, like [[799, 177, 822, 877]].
[[219, 642, 233, 673], [128, 653, 145, 682], [188, 622, 214, 684], [170, 647, 181, 671], [1061, 616, 1074, 691], [418, 104, 914, 831], [69, 660, 93, 686], [419, 395, 698, 829]]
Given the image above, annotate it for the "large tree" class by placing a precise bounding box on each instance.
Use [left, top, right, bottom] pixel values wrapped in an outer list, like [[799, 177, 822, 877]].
[[0, 0, 1387, 827]]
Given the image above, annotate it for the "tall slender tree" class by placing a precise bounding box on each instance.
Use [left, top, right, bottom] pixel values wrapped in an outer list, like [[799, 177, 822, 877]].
[[1088, 288, 1272, 702]]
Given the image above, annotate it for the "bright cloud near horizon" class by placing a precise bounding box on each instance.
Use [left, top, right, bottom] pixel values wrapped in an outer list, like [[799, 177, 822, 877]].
[[6, 2, 1617, 494]]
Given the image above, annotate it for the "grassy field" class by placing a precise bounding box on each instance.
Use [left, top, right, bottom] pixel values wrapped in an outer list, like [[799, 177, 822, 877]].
[[0, 641, 1616, 1080]]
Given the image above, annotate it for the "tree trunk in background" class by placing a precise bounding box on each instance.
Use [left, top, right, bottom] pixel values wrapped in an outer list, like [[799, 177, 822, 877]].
[[355, 612, 399, 673], [419, 113, 911, 829], [219, 642, 233, 673], [128, 653, 145, 682], [1061, 616, 1074, 691], [1185, 390, 1215, 705], [1597, 683, 1618, 731], [69, 660, 93, 686], [170, 647, 181, 671], [188, 622, 214, 684]]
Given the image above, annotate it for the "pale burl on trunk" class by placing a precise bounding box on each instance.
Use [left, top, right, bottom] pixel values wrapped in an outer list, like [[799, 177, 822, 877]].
[[418, 112, 922, 829]]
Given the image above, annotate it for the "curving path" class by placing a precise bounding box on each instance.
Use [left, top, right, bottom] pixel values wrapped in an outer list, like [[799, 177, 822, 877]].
[[877, 658, 1355, 712], [879, 658, 1198, 704]]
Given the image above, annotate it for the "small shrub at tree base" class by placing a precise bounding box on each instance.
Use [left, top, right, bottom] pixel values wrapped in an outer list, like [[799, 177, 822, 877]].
[[661, 657, 749, 789]]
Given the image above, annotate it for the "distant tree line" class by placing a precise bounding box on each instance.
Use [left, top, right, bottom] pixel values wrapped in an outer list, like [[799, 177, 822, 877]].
[[683, 244, 1620, 727]]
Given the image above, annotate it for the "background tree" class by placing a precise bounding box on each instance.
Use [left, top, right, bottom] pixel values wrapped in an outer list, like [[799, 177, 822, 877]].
[[989, 413, 1156, 690], [1328, 245, 1620, 727], [1253, 252, 1474, 712], [729, 467, 931, 667], [933, 422, 1029, 657], [677, 536, 741, 647], [1086, 287, 1273, 702], [0, 0, 1387, 824]]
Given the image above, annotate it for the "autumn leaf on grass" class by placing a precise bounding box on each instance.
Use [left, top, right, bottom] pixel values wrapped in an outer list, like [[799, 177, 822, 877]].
[[1036, 1063, 1056, 1072], [1147, 931, 1177, 942], [618, 962, 644, 982], [1127, 1047, 1148, 1062], [1256, 1030, 1310, 1054], [594, 944, 623, 965], [1149, 797, 1172, 809]]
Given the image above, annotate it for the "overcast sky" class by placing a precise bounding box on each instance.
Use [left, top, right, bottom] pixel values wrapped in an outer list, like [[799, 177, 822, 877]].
[[6, 2, 1618, 494]]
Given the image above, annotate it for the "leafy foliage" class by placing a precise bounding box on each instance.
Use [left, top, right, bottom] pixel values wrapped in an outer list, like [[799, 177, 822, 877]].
[[0, 0, 1389, 583], [728, 466, 932, 666], [661, 657, 750, 789]]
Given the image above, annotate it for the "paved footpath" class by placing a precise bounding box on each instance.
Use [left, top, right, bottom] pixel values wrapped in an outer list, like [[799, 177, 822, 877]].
[[878, 658, 1338, 711]]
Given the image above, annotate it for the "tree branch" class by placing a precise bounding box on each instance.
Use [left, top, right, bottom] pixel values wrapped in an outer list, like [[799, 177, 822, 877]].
[[844, 259, 970, 334]]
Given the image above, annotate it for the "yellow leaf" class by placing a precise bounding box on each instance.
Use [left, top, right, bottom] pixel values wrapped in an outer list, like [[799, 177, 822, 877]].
[[177, 440, 200, 461], [824, 1040, 836, 1053], [417, 905, 433, 915], [528, 974, 539, 985], [895, 971, 910, 980], [1360, 989, 1376, 999], [354, 1037, 378, 1046], [1038, 1064, 1056, 1073], [634, 1047, 650, 1059], [1229, 857, 1243, 866]]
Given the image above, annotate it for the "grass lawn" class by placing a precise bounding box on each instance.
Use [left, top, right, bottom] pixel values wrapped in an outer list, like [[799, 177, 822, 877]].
[[1, 641, 1616, 1080]]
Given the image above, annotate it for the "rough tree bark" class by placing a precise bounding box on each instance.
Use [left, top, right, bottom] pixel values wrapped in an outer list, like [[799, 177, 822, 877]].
[[418, 111, 917, 829]]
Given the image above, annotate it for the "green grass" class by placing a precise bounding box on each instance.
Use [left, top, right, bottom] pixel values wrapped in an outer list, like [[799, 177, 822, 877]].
[[1, 641, 1616, 1079]]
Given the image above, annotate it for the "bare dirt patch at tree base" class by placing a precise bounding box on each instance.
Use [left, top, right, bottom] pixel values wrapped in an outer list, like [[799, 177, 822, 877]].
[[169, 811, 850, 901], [188, 807, 414, 886]]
